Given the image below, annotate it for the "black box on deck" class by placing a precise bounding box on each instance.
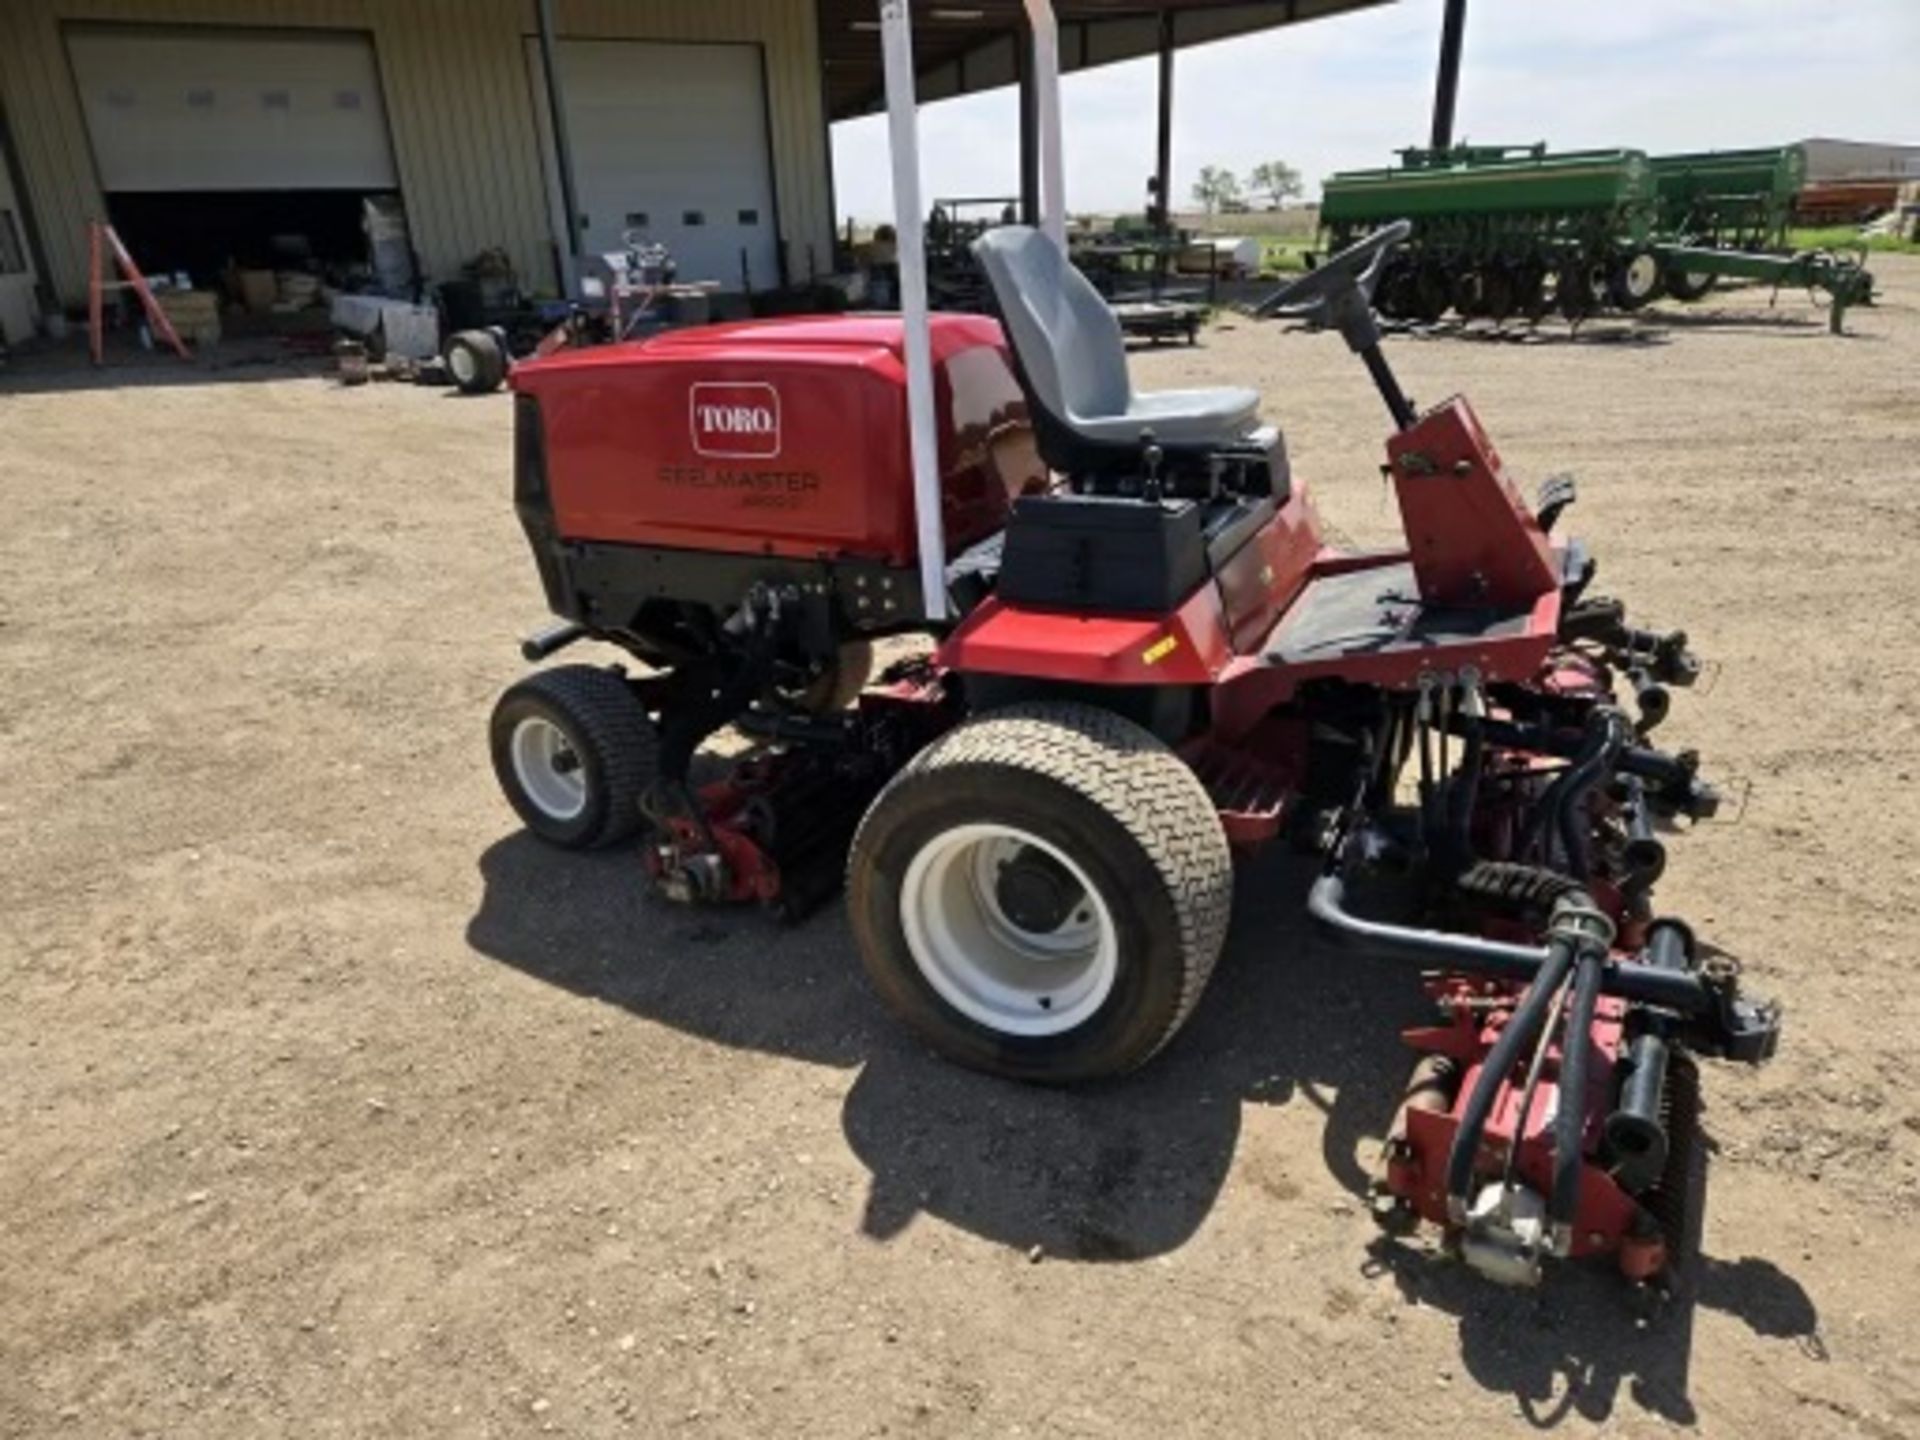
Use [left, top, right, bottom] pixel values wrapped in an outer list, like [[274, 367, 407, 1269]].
[[996, 495, 1206, 614]]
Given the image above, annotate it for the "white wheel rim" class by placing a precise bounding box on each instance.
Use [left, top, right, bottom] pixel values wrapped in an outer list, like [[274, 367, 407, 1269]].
[[450, 346, 477, 384], [1626, 254, 1659, 299], [898, 823, 1119, 1038], [510, 716, 588, 821]]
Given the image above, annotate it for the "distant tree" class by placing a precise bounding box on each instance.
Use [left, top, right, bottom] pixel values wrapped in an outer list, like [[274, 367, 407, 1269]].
[[1247, 159, 1304, 210], [1191, 165, 1242, 218]]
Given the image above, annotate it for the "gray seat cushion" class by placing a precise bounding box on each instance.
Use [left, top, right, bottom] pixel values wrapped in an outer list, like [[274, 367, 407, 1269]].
[[1078, 385, 1261, 446], [974, 225, 1262, 452]]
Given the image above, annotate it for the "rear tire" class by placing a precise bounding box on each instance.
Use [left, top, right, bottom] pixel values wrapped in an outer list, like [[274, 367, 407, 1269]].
[[1663, 267, 1717, 302], [447, 329, 508, 394], [1610, 249, 1663, 310], [490, 665, 657, 849], [848, 702, 1232, 1083]]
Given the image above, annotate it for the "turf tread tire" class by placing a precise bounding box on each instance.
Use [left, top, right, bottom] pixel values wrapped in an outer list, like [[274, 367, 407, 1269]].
[[490, 665, 657, 850], [448, 329, 507, 394], [848, 702, 1232, 1082]]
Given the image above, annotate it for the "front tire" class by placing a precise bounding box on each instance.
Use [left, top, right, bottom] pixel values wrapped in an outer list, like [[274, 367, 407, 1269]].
[[490, 665, 657, 849], [848, 703, 1232, 1082], [447, 329, 508, 394]]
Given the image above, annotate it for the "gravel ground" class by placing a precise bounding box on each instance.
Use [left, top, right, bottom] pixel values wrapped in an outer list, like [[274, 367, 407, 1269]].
[[3, 261, 1917, 1439]]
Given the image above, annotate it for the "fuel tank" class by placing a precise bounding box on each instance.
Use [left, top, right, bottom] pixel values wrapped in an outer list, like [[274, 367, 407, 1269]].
[[509, 314, 1040, 567]]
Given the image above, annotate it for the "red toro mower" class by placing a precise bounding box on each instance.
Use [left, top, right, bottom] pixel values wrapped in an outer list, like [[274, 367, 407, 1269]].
[[487, 2, 1779, 1288]]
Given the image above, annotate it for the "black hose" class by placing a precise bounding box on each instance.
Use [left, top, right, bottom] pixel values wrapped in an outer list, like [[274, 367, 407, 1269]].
[[1458, 716, 1705, 795], [1445, 931, 1578, 1220], [1551, 943, 1604, 1248], [1554, 712, 1627, 882], [1442, 715, 1485, 873], [1519, 716, 1610, 863], [1416, 703, 1437, 839]]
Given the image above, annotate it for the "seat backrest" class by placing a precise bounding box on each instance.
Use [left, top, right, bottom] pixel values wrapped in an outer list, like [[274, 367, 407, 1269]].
[[973, 226, 1131, 425]]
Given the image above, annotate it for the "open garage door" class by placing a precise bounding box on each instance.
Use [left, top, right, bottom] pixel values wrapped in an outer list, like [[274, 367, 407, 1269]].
[[69, 27, 395, 191], [0, 153, 40, 346], [527, 39, 781, 294], [66, 26, 399, 284]]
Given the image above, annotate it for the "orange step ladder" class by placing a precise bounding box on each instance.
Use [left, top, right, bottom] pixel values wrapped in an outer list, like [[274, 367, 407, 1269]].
[[87, 220, 192, 366]]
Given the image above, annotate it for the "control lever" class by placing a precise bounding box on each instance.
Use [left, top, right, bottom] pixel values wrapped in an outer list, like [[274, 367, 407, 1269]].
[[1140, 429, 1165, 503]]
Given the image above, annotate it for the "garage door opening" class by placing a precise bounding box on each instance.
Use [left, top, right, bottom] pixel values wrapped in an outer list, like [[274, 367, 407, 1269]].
[[100, 189, 388, 282], [68, 26, 408, 307]]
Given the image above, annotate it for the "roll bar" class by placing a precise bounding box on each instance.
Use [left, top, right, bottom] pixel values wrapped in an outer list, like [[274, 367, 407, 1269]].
[[880, 0, 1066, 622]]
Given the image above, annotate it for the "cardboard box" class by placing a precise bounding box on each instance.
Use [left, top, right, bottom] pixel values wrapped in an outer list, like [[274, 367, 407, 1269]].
[[237, 269, 276, 315], [156, 289, 222, 346]]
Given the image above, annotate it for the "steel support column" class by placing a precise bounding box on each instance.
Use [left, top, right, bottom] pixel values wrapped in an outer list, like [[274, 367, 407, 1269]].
[[1429, 0, 1467, 152], [1153, 10, 1174, 230], [535, 0, 585, 297], [1017, 26, 1039, 227]]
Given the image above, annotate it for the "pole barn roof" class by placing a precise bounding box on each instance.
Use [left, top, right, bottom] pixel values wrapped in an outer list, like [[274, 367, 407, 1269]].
[[820, 0, 1394, 120]]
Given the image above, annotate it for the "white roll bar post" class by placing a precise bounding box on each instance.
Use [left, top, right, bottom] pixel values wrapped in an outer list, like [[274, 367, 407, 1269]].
[[879, 0, 947, 623], [882, 1, 1063, 623], [1022, 0, 1067, 249]]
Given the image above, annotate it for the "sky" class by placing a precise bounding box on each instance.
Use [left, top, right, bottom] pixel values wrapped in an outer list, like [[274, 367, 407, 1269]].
[[828, 0, 1920, 222]]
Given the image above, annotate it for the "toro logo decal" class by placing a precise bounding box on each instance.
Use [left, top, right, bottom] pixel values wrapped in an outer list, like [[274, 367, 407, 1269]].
[[690, 382, 781, 459]]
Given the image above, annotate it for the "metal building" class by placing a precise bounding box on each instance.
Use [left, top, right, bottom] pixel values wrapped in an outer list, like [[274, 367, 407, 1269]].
[[1798, 137, 1920, 184], [0, 0, 1387, 344], [0, 0, 836, 324]]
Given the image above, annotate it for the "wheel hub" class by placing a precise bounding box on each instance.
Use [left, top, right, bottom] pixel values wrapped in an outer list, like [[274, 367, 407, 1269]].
[[993, 844, 1086, 934], [898, 823, 1118, 1038], [509, 715, 588, 821]]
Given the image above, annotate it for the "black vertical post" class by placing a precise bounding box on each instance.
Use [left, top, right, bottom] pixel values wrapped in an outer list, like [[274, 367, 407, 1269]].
[[1429, 0, 1467, 153], [1016, 26, 1039, 227], [536, 0, 584, 296], [1154, 10, 1174, 232]]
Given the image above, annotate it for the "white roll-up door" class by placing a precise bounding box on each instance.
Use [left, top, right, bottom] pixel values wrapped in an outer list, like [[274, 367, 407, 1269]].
[[67, 27, 397, 192], [527, 39, 780, 292]]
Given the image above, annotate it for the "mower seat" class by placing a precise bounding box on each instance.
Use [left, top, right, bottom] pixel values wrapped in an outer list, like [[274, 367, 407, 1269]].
[[974, 226, 1261, 475]]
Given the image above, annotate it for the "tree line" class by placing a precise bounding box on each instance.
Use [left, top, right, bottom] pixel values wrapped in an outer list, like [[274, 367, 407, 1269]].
[[1192, 160, 1303, 216]]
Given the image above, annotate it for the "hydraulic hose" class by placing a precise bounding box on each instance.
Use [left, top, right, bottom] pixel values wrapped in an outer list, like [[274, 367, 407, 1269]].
[[1451, 715, 1719, 818], [1550, 942, 1605, 1252], [1445, 930, 1577, 1222], [1442, 715, 1486, 874], [1307, 869, 1710, 1014], [1554, 711, 1627, 882], [1519, 714, 1611, 865]]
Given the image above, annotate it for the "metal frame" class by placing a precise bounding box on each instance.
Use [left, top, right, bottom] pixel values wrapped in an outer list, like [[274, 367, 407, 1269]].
[[534, 0, 583, 298], [880, 0, 1066, 622]]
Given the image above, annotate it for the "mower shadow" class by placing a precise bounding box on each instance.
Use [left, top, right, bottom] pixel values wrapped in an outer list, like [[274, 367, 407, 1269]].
[[1360, 1222, 1821, 1428], [464, 831, 1412, 1264], [464, 831, 1817, 1424]]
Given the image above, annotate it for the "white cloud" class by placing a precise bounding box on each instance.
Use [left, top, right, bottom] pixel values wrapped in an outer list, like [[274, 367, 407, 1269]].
[[830, 0, 1920, 220]]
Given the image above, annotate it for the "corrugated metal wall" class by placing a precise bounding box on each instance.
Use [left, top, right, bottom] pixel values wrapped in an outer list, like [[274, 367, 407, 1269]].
[[0, 0, 833, 305]]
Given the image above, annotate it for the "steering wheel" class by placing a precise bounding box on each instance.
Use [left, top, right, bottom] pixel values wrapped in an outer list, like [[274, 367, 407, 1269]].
[[1253, 220, 1411, 327]]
